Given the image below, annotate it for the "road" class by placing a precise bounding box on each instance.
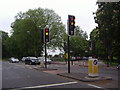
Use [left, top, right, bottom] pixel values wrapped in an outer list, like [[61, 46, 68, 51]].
[[2, 61, 105, 89]]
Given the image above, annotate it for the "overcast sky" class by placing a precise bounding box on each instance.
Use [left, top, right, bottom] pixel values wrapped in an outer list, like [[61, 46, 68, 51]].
[[0, 0, 98, 38]]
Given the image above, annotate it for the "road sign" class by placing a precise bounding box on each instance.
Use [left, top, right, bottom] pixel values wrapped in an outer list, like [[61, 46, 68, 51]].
[[93, 60, 98, 65]]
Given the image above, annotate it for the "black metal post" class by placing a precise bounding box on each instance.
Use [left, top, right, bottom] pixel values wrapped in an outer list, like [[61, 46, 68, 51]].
[[45, 41, 47, 68], [68, 35, 70, 73]]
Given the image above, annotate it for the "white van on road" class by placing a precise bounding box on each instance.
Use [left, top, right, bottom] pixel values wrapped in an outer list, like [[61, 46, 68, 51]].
[[38, 57, 52, 64]]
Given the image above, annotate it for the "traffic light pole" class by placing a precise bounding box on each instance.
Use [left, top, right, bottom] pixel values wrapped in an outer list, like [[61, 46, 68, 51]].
[[67, 15, 75, 73], [68, 35, 70, 73], [44, 25, 50, 69], [45, 42, 47, 68]]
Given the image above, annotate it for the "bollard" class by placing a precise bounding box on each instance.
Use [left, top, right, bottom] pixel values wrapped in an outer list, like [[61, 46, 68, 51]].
[[88, 57, 99, 77], [40, 59, 45, 68]]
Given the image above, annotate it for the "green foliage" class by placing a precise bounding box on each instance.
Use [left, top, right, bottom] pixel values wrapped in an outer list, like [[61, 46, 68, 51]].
[[90, 28, 106, 59], [0, 30, 9, 58], [91, 2, 120, 64], [3, 7, 66, 58], [2, 7, 88, 59], [51, 57, 65, 61], [11, 19, 43, 57], [69, 26, 89, 57]]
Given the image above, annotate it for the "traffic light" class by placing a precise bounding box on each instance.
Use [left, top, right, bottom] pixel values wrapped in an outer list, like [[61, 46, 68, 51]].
[[68, 15, 75, 35], [45, 28, 49, 42]]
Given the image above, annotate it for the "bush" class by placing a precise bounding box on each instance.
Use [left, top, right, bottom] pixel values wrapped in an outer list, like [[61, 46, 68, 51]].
[[51, 57, 65, 61]]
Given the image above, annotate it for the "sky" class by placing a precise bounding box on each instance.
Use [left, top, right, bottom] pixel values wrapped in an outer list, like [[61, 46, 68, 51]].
[[0, 0, 98, 38]]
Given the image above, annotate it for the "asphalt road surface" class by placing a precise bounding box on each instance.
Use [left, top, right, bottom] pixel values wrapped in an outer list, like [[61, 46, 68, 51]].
[[2, 61, 106, 90]]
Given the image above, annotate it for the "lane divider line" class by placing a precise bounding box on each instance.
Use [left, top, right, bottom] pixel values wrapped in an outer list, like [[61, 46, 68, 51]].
[[13, 81, 78, 89], [88, 84, 103, 89]]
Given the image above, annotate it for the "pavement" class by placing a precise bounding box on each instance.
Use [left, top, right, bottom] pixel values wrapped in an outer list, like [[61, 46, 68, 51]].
[[31, 61, 113, 82], [57, 73, 112, 82]]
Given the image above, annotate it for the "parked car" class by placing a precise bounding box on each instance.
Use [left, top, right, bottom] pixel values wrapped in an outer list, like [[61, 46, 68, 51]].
[[21, 57, 28, 62], [71, 56, 82, 61], [82, 57, 89, 60], [71, 57, 76, 60], [9, 57, 19, 63], [117, 65, 120, 70], [25, 57, 40, 65], [38, 57, 52, 64]]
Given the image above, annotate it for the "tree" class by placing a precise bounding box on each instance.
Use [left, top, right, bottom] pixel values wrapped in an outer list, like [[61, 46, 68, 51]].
[[93, 2, 120, 64], [11, 19, 43, 57], [69, 26, 89, 57], [0, 30, 9, 58], [10, 7, 66, 58], [90, 28, 106, 59]]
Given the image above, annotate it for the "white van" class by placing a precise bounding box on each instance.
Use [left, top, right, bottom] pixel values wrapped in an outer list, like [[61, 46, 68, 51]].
[[38, 57, 52, 64]]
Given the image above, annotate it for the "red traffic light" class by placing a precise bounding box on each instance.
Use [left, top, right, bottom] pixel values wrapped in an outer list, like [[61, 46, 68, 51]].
[[71, 18, 74, 21], [45, 29, 49, 32], [70, 16, 75, 21]]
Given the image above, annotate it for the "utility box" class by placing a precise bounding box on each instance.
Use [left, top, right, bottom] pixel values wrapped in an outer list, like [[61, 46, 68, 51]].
[[88, 57, 98, 77]]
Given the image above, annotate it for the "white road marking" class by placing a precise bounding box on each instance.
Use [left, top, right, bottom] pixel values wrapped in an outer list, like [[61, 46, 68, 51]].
[[88, 84, 103, 89], [15, 82, 78, 89]]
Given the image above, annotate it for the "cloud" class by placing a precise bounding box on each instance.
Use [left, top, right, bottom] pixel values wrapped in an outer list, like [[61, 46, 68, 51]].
[[0, 0, 98, 37]]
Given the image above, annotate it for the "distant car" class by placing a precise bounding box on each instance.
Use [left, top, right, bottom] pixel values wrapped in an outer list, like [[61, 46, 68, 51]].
[[117, 65, 120, 70], [9, 57, 19, 63], [38, 57, 52, 64], [25, 57, 40, 65], [71, 57, 76, 60], [21, 57, 28, 62], [46, 58, 52, 64], [82, 57, 89, 60]]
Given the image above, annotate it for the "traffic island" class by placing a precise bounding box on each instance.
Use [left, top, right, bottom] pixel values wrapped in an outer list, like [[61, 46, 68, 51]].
[[57, 73, 112, 82]]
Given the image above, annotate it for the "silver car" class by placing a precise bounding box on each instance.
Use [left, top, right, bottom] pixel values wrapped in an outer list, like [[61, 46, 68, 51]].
[[25, 57, 40, 65], [21, 57, 28, 62], [9, 57, 19, 63]]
